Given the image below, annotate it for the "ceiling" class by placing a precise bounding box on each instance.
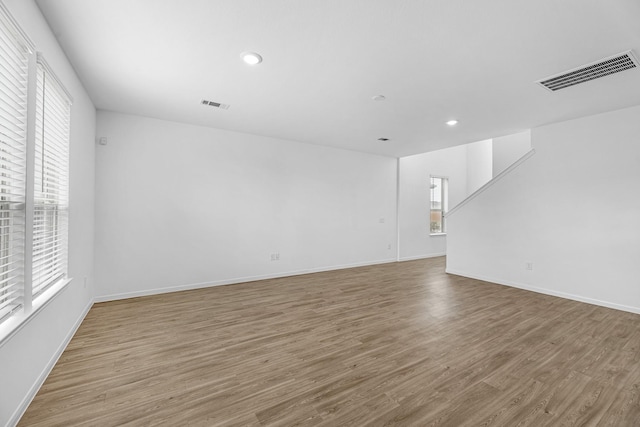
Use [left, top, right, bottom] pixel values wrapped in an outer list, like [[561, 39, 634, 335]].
[[35, 0, 640, 158]]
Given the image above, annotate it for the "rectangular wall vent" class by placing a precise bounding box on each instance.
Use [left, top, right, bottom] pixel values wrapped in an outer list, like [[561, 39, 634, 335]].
[[536, 50, 638, 92], [201, 99, 230, 109]]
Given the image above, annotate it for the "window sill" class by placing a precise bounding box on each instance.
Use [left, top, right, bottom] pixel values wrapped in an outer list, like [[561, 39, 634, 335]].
[[430, 233, 447, 236], [0, 277, 72, 348]]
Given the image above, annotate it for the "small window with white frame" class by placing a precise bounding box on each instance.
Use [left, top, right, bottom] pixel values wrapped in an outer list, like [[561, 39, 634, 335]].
[[430, 176, 448, 234]]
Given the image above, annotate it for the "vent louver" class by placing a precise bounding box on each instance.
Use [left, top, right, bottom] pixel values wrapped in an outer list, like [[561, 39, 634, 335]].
[[201, 99, 230, 109], [536, 51, 638, 92]]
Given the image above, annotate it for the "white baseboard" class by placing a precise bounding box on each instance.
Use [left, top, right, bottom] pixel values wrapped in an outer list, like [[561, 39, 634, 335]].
[[95, 258, 398, 303], [446, 268, 640, 315], [398, 253, 446, 262], [8, 298, 94, 427]]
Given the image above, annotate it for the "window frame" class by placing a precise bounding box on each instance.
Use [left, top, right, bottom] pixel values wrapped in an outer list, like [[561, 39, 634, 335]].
[[429, 175, 448, 235], [0, 3, 72, 343], [32, 54, 71, 299], [0, 1, 32, 326]]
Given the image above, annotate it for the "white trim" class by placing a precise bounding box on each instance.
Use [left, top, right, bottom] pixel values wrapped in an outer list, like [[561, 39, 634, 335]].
[[398, 253, 446, 262], [7, 297, 94, 427], [429, 175, 448, 234], [0, 278, 72, 348], [0, 0, 35, 53], [23, 50, 37, 314], [36, 52, 74, 104], [445, 268, 640, 315], [95, 258, 398, 302], [447, 148, 536, 217]]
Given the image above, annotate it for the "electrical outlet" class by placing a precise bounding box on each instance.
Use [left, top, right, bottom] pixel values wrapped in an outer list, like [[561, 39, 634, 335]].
[[379, 218, 385, 223], [270, 253, 280, 261], [388, 244, 392, 250], [525, 262, 533, 271]]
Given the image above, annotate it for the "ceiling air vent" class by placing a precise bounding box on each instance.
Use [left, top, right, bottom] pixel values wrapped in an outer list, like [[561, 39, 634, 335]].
[[201, 99, 230, 110], [536, 50, 638, 92]]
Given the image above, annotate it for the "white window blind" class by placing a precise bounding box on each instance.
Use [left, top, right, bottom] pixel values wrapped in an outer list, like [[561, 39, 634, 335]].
[[32, 56, 70, 298], [0, 5, 28, 323]]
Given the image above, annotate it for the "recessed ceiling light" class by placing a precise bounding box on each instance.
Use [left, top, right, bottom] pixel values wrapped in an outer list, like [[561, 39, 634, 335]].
[[241, 51, 262, 65], [372, 95, 386, 101], [446, 120, 458, 126]]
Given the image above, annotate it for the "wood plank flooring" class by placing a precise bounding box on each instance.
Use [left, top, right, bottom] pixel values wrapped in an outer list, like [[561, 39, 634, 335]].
[[19, 257, 640, 426]]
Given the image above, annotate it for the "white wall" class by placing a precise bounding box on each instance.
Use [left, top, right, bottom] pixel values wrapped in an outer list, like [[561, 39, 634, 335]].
[[398, 145, 469, 260], [447, 105, 640, 314], [0, 1, 96, 426], [466, 139, 493, 194], [94, 111, 397, 300], [492, 130, 531, 177]]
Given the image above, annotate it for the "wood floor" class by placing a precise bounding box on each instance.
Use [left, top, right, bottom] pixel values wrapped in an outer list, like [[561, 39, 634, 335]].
[[19, 257, 640, 426]]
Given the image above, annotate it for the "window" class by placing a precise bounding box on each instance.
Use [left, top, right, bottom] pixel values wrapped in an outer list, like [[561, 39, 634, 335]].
[[0, 4, 71, 328], [430, 176, 448, 234], [0, 3, 29, 323], [33, 56, 71, 298]]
